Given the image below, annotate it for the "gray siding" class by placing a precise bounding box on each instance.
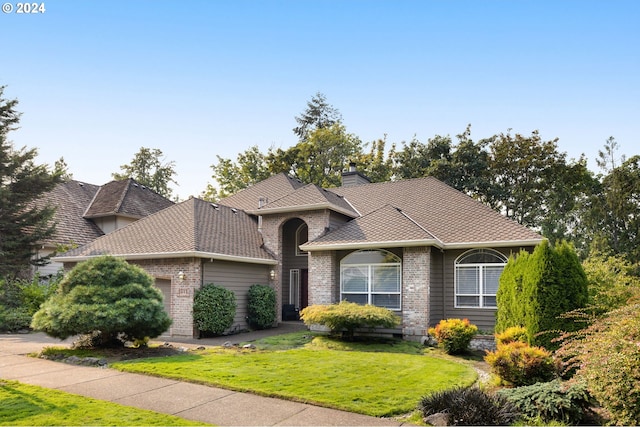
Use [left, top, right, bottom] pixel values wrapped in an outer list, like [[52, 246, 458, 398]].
[[202, 261, 272, 332], [438, 247, 534, 332]]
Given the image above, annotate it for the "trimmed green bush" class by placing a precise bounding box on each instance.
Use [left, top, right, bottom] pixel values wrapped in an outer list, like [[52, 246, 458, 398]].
[[428, 318, 478, 354], [247, 284, 276, 330], [300, 301, 400, 340], [31, 256, 171, 347], [484, 341, 557, 386], [418, 386, 520, 426], [193, 284, 236, 335], [0, 306, 32, 332], [0, 274, 60, 331], [497, 379, 594, 425], [496, 241, 588, 349]]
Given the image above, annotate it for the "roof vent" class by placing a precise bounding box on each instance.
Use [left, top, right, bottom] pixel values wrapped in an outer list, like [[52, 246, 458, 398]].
[[210, 203, 220, 210], [231, 208, 238, 214]]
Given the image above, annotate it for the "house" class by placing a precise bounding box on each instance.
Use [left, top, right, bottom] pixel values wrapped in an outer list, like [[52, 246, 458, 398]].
[[33, 178, 174, 277], [55, 169, 544, 340]]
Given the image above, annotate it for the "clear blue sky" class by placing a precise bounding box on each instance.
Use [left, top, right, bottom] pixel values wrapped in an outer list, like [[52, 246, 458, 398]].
[[2, 0, 638, 199]]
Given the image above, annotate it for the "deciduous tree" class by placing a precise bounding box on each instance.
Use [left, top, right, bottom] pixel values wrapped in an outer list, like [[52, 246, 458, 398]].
[[113, 147, 177, 199]]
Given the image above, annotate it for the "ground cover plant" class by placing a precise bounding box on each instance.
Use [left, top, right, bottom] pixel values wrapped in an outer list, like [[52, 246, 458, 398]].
[[0, 380, 206, 426], [111, 332, 477, 417]]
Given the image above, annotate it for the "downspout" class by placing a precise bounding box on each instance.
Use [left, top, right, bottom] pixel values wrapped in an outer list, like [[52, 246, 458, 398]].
[[441, 248, 446, 321]]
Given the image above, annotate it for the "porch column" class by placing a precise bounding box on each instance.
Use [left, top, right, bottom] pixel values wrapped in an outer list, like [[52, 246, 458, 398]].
[[308, 250, 337, 305], [402, 246, 431, 339]]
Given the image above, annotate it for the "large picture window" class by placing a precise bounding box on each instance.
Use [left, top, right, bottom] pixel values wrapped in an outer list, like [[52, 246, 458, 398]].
[[455, 249, 507, 308], [340, 250, 401, 310]]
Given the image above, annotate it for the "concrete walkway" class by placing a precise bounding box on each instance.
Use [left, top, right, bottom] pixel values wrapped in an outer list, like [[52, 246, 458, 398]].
[[0, 326, 409, 426]]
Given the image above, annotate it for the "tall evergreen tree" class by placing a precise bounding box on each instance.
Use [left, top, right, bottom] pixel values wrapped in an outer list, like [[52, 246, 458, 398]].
[[0, 86, 63, 279], [113, 147, 177, 199]]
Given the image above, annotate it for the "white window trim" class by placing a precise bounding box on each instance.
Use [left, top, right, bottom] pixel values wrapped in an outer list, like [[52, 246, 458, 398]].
[[340, 261, 402, 311], [454, 249, 507, 309], [289, 269, 300, 308]]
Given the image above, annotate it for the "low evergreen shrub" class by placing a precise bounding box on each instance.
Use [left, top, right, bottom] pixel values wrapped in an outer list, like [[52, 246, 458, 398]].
[[0, 306, 32, 331], [418, 386, 520, 426], [497, 379, 594, 425], [246, 284, 276, 330], [484, 341, 557, 386], [299, 301, 400, 340], [193, 284, 236, 335], [495, 325, 529, 346], [428, 318, 478, 354]]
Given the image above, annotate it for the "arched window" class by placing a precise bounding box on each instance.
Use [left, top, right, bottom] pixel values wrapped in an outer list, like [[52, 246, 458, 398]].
[[340, 250, 401, 310], [455, 249, 507, 308], [295, 223, 308, 256]]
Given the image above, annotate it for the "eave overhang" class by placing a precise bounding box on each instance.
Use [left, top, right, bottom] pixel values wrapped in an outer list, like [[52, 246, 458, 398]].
[[54, 251, 278, 265], [300, 238, 544, 252], [246, 203, 358, 218]]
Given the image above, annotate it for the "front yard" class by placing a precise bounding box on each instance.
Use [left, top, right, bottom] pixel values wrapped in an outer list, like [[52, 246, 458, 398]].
[[111, 332, 478, 417]]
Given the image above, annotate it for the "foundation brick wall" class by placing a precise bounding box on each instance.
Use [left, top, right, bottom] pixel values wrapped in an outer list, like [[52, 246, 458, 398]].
[[132, 258, 201, 337], [402, 246, 431, 338]]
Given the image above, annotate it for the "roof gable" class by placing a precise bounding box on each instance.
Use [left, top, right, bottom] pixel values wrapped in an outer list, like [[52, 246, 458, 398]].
[[218, 173, 305, 211], [57, 198, 275, 264], [83, 178, 174, 219], [248, 183, 359, 217], [304, 204, 438, 250]]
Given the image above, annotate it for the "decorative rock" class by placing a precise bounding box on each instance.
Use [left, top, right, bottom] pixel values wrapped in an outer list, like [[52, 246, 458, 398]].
[[425, 412, 449, 426], [222, 341, 233, 348], [242, 344, 256, 349], [196, 346, 206, 350]]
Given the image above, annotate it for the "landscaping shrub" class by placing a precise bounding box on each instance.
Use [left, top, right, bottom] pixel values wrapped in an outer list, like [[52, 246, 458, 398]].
[[418, 386, 520, 426], [556, 302, 640, 425], [299, 301, 400, 340], [246, 284, 276, 330], [428, 318, 478, 354], [495, 241, 588, 350], [0, 274, 60, 331], [193, 283, 236, 335], [0, 306, 32, 332], [31, 256, 172, 347], [484, 341, 557, 386], [497, 379, 594, 425], [495, 325, 529, 346]]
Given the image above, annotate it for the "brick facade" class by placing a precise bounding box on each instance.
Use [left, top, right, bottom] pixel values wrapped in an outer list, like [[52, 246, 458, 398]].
[[402, 246, 431, 338], [308, 250, 338, 305], [132, 258, 201, 337]]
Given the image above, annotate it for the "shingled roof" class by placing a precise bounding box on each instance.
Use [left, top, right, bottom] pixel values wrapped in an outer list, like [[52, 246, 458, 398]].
[[219, 173, 306, 211], [56, 197, 276, 264], [83, 178, 174, 219], [302, 204, 440, 250], [306, 176, 543, 250], [38, 180, 104, 246], [246, 183, 359, 217]]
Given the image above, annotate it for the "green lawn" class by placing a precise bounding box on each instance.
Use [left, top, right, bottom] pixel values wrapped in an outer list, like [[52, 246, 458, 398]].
[[113, 333, 477, 417], [0, 380, 207, 426]]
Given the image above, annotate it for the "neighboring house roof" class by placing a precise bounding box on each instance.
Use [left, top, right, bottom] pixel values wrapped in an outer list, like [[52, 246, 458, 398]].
[[56, 197, 277, 265], [246, 183, 359, 218], [83, 178, 174, 219], [37, 180, 104, 247], [219, 173, 306, 211], [303, 176, 543, 250]]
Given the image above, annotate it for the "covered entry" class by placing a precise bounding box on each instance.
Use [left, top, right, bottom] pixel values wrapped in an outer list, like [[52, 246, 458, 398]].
[[282, 218, 309, 320]]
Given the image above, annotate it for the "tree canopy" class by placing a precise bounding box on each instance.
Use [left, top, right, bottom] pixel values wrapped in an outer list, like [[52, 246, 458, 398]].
[[113, 147, 177, 199]]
